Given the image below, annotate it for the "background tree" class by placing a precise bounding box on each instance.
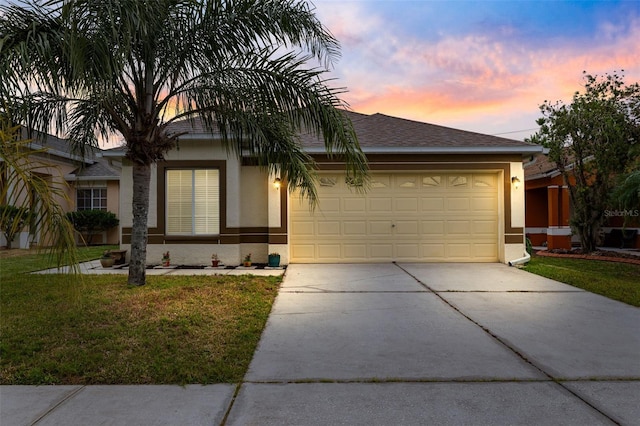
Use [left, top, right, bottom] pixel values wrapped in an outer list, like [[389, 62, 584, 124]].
[[0, 0, 368, 285], [527, 72, 640, 252]]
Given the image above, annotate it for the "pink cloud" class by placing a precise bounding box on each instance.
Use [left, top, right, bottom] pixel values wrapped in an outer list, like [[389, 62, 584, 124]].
[[327, 13, 640, 139]]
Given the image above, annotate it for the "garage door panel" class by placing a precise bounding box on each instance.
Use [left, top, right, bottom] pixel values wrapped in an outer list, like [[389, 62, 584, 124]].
[[343, 198, 366, 213], [291, 244, 315, 260], [344, 244, 367, 259], [370, 244, 393, 258], [422, 220, 445, 235], [446, 243, 472, 258], [319, 198, 341, 213], [317, 244, 341, 260], [447, 220, 471, 234], [395, 198, 419, 212], [447, 197, 470, 211], [473, 220, 498, 234], [317, 221, 341, 236], [396, 244, 420, 258], [423, 243, 446, 258], [472, 197, 498, 211], [369, 197, 393, 212], [422, 197, 445, 212], [474, 243, 499, 258], [291, 172, 499, 263], [291, 221, 314, 236], [395, 221, 419, 235], [343, 221, 367, 236]]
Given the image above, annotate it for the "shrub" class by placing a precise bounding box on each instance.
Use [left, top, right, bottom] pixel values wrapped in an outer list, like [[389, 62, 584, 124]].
[[0, 205, 29, 246], [66, 210, 119, 245]]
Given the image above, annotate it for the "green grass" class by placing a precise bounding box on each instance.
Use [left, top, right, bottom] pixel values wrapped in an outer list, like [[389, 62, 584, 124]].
[[523, 255, 640, 307], [0, 245, 118, 276], [0, 248, 281, 384]]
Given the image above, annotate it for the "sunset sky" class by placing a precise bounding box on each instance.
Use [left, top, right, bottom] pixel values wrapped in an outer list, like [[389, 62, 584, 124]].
[[312, 0, 640, 140]]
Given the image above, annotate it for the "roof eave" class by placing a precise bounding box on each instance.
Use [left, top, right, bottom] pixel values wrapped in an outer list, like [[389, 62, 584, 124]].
[[29, 142, 95, 164], [65, 174, 120, 182], [306, 146, 544, 155]]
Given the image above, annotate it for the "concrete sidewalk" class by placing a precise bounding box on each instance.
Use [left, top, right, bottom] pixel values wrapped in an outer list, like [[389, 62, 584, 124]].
[[2, 263, 639, 425], [32, 259, 285, 276]]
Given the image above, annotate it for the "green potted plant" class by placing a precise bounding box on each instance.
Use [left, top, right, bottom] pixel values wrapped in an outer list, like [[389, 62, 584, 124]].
[[268, 252, 280, 267], [243, 253, 252, 267], [162, 251, 170, 267], [211, 253, 220, 267], [100, 250, 115, 268]]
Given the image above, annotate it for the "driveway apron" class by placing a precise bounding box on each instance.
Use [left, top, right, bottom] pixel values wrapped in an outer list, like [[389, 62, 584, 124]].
[[227, 263, 640, 425]]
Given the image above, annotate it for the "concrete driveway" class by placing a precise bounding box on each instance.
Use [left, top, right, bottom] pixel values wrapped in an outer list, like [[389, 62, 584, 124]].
[[2, 263, 638, 425], [227, 263, 640, 425]]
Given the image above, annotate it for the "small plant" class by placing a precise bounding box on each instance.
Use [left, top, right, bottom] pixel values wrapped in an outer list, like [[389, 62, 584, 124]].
[[162, 251, 170, 266], [211, 253, 219, 261], [268, 252, 281, 267], [99, 250, 115, 268], [243, 253, 252, 267], [211, 253, 220, 267]]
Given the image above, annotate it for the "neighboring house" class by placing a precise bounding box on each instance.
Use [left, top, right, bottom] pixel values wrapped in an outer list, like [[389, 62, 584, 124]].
[[116, 111, 541, 266], [0, 128, 121, 248], [524, 152, 640, 249]]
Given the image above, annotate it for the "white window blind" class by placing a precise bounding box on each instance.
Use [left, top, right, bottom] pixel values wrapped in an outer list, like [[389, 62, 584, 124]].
[[166, 169, 219, 235]]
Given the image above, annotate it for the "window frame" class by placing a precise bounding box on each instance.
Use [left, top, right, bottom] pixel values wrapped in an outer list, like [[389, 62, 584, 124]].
[[165, 167, 221, 237], [76, 187, 107, 211]]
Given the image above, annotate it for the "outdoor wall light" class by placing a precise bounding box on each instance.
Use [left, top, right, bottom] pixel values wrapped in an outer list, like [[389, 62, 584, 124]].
[[273, 177, 282, 189], [511, 176, 521, 189]]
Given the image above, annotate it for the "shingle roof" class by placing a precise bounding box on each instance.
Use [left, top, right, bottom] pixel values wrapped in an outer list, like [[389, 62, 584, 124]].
[[168, 110, 540, 153], [18, 126, 121, 179], [73, 158, 120, 179], [300, 111, 535, 150]]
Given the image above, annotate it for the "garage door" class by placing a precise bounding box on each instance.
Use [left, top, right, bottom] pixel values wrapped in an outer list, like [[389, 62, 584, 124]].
[[290, 172, 499, 262]]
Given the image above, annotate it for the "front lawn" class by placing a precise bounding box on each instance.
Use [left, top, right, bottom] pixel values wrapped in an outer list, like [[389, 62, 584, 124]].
[[523, 254, 640, 307], [0, 248, 281, 384]]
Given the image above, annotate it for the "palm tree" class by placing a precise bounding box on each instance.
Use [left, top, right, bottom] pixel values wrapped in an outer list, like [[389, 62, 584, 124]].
[[0, 0, 367, 285]]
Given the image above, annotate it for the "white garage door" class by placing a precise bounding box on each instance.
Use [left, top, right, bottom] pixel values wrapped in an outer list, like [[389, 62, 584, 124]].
[[290, 172, 499, 262]]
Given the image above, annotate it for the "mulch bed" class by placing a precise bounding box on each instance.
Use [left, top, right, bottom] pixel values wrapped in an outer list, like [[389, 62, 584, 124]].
[[536, 249, 640, 265]]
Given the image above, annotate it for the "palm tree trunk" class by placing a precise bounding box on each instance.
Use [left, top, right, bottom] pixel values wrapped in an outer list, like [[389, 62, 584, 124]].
[[128, 162, 151, 286]]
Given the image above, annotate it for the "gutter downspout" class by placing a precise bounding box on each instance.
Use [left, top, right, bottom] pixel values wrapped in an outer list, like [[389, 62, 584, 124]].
[[508, 250, 531, 267]]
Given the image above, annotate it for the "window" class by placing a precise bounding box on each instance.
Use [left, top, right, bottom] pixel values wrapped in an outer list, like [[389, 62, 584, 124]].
[[77, 188, 107, 210], [166, 169, 220, 235]]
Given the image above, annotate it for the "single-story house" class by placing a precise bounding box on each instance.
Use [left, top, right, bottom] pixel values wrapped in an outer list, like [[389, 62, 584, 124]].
[[0, 128, 121, 248], [524, 152, 640, 249], [116, 111, 541, 266]]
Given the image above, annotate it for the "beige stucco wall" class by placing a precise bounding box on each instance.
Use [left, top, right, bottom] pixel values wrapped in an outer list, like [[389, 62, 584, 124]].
[[240, 166, 269, 227], [119, 139, 274, 265]]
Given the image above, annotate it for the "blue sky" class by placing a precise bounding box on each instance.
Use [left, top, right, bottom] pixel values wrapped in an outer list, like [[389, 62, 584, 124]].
[[313, 0, 640, 140]]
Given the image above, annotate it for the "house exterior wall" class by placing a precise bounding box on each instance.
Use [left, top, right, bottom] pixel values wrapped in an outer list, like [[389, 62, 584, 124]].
[[119, 140, 277, 265], [2, 155, 76, 248], [118, 145, 529, 265]]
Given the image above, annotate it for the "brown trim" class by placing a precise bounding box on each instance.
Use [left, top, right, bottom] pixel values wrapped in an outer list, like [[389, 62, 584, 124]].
[[505, 234, 524, 244], [313, 153, 523, 165]]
